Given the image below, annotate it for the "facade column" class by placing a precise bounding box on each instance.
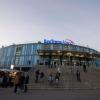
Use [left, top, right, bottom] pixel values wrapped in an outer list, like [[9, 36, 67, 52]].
[[60, 55, 62, 65], [49, 54, 52, 66]]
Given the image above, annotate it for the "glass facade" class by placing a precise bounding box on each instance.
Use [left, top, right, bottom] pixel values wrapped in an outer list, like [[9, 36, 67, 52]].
[[0, 45, 15, 68], [0, 43, 99, 69], [15, 44, 38, 66]]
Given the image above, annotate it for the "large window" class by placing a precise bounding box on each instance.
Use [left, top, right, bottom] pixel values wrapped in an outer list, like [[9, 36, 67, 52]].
[[67, 45, 73, 51], [21, 45, 26, 55], [15, 56, 20, 65], [76, 46, 80, 51], [16, 45, 22, 55], [31, 44, 37, 54], [84, 48, 89, 52], [53, 44, 60, 50], [42, 44, 50, 50], [63, 45, 68, 50]]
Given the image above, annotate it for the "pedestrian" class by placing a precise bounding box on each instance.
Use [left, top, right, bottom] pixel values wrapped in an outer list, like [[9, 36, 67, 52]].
[[24, 73, 29, 93], [2, 74, 8, 88], [35, 69, 40, 83], [0, 74, 3, 87], [55, 73, 59, 86], [20, 72, 25, 91], [83, 64, 87, 72], [48, 74, 54, 85], [76, 69, 81, 82], [57, 67, 61, 76], [40, 72, 44, 79], [40, 72, 44, 82], [8, 76, 13, 87], [13, 72, 21, 93]]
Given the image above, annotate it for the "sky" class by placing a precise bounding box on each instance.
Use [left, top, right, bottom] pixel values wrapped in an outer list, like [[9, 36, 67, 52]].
[[0, 0, 100, 51]]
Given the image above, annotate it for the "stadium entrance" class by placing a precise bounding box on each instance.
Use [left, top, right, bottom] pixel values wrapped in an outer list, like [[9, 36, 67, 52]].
[[37, 50, 95, 67]]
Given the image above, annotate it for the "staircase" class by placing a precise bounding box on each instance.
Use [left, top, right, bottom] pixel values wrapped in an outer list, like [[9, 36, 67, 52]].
[[27, 65, 93, 90]]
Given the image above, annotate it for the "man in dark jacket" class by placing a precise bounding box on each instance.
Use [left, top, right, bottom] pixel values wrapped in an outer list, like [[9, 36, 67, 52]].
[[24, 73, 29, 92], [35, 69, 39, 83], [83, 64, 87, 72], [76, 69, 81, 82]]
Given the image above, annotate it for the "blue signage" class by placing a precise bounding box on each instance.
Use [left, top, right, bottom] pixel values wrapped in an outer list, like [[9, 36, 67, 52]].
[[44, 39, 74, 44]]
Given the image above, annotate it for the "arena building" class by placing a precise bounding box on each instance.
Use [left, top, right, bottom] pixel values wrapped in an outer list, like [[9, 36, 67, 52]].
[[0, 39, 100, 71]]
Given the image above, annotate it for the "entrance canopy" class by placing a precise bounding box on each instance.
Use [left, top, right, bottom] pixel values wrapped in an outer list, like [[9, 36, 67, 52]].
[[37, 50, 100, 58]]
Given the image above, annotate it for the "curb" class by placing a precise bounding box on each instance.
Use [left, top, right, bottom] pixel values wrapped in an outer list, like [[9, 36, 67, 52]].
[[28, 87, 100, 90]]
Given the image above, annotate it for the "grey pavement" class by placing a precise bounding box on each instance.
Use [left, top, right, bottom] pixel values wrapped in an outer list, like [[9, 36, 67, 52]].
[[1, 65, 100, 100], [0, 88, 100, 100]]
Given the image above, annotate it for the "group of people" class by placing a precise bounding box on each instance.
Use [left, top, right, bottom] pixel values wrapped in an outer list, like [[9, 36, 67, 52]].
[[48, 72, 60, 86], [0, 64, 88, 93], [0, 71, 29, 93], [34, 67, 61, 86], [0, 72, 13, 88]]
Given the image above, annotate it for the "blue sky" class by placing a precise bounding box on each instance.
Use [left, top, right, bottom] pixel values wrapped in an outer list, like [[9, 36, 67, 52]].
[[0, 0, 100, 51]]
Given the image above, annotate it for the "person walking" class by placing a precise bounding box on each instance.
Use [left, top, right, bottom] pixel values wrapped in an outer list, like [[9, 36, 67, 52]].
[[2, 74, 8, 88], [35, 69, 40, 83], [24, 73, 29, 93], [20, 73, 25, 92], [48, 74, 54, 85], [14, 72, 21, 93], [83, 64, 87, 72], [55, 73, 59, 86], [57, 67, 61, 76], [76, 69, 81, 82], [40, 72, 44, 82]]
